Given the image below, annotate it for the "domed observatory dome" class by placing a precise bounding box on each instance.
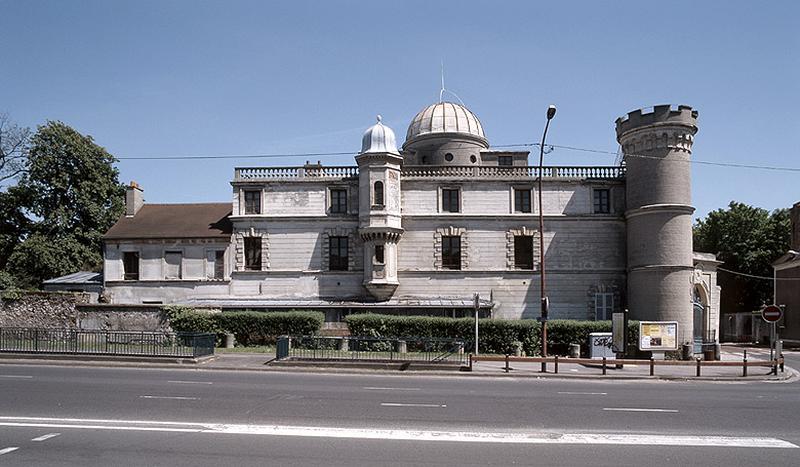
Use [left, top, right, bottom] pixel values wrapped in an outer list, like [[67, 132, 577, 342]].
[[403, 101, 489, 165], [361, 115, 400, 155]]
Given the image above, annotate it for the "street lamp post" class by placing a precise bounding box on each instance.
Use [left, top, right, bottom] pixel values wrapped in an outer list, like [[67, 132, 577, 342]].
[[538, 105, 556, 358]]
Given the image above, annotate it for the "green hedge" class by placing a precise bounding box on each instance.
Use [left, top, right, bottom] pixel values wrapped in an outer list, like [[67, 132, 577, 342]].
[[163, 306, 324, 346], [345, 313, 640, 357]]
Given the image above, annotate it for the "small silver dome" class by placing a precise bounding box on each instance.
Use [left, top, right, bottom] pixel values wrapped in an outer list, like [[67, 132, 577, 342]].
[[360, 115, 399, 155], [405, 101, 486, 143]]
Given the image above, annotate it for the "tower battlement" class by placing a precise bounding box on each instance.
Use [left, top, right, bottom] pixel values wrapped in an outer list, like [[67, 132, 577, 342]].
[[615, 105, 698, 137]]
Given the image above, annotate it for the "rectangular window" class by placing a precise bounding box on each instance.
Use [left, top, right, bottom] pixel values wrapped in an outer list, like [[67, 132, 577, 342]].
[[330, 188, 348, 214], [244, 237, 262, 271], [595, 293, 614, 320], [514, 236, 534, 269], [164, 251, 182, 279], [244, 190, 262, 215], [498, 155, 513, 166], [442, 236, 461, 270], [593, 189, 610, 214], [123, 252, 139, 281], [441, 188, 460, 213], [514, 188, 532, 213], [329, 236, 349, 271], [213, 250, 225, 279], [374, 245, 385, 264]]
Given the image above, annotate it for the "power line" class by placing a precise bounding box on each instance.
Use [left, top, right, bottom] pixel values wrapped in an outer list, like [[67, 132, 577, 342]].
[[718, 266, 800, 281], [113, 142, 800, 173]]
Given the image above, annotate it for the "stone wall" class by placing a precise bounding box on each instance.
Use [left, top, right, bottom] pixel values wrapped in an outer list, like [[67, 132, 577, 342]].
[[0, 291, 87, 328], [77, 305, 170, 332]]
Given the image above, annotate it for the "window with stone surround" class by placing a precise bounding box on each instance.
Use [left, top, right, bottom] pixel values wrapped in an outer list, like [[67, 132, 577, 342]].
[[434, 226, 468, 270], [329, 188, 348, 214], [514, 236, 534, 269], [593, 188, 610, 214], [235, 230, 269, 272], [441, 188, 460, 213], [207, 249, 225, 279], [505, 227, 539, 270], [123, 251, 139, 281], [329, 236, 349, 271], [595, 293, 614, 320], [374, 244, 385, 264], [514, 188, 532, 213], [243, 190, 262, 215]]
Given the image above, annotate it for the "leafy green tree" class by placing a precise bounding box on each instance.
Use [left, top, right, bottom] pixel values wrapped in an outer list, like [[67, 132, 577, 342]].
[[5, 121, 124, 288], [694, 202, 791, 314]]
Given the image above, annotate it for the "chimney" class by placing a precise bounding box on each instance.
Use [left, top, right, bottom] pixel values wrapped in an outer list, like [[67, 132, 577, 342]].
[[125, 181, 144, 216]]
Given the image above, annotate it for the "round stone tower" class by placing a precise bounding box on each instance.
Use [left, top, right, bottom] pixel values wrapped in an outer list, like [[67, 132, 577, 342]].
[[615, 105, 699, 346]]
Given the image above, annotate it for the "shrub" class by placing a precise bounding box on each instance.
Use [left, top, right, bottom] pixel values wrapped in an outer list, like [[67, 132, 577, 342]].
[[215, 311, 324, 346], [163, 306, 221, 334]]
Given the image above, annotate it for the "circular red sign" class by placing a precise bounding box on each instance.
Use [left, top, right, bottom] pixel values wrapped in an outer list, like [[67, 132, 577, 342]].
[[762, 305, 783, 322]]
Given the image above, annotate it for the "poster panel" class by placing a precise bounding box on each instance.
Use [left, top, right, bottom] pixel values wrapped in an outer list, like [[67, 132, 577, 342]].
[[639, 321, 678, 351]]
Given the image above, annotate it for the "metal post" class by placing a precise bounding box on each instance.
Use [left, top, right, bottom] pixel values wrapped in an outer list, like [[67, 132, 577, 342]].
[[469, 353, 473, 372], [743, 349, 748, 377], [505, 354, 510, 373], [473, 293, 479, 356], [602, 356, 607, 375], [537, 105, 556, 358], [649, 357, 654, 376], [554, 355, 559, 374], [696, 358, 701, 377]]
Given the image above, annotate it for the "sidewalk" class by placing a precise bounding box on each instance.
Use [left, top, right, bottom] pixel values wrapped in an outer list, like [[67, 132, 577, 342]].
[[0, 347, 795, 382]]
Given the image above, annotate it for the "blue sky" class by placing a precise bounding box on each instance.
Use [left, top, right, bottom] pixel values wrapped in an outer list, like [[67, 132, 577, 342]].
[[1, 0, 797, 219]]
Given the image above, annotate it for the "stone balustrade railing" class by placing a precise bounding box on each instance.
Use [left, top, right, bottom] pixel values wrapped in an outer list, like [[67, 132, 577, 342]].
[[234, 165, 625, 181]]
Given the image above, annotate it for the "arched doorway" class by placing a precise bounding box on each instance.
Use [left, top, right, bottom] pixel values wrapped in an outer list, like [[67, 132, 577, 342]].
[[692, 286, 708, 354]]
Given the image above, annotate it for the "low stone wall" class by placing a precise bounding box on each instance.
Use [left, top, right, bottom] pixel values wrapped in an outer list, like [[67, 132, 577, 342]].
[[77, 305, 170, 332], [0, 291, 87, 328]]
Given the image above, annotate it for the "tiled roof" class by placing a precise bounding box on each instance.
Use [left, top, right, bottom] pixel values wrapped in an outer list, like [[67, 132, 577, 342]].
[[43, 271, 102, 285], [104, 203, 232, 239]]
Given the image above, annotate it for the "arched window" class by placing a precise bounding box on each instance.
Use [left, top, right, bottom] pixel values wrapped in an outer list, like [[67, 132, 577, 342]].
[[374, 181, 384, 206]]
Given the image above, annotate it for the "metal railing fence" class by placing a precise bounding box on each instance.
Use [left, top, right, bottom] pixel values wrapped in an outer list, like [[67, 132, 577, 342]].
[[0, 327, 215, 358], [278, 336, 466, 364]]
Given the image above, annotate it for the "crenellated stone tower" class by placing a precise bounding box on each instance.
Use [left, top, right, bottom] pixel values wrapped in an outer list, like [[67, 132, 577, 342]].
[[356, 116, 404, 300], [615, 105, 699, 345]]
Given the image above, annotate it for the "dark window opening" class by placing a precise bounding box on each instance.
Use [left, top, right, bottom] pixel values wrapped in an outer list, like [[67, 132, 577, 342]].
[[514, 236, 534, 270], [514, 189, 532, 213], [164, 251, 182, 279], [374, 181, 384, 206], [214, 250, 225, 279], [470, 155, 477, 163], [244, 237, 262, 271], [375, 245, 385, 264], [442, 188, 460, 213], [498, 155, 513, 166], [444, 153, 454, 162], [123, 252, 139, 281], [244, 190, 261, 215], [330, 188, 348, 214], [329, 236, 349, 271], [442, 236, 461, 270], [593, 189, 610, 214]]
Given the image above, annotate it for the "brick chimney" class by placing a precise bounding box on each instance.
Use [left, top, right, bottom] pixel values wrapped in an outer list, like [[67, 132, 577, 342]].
[[125, 181, 144, 217]]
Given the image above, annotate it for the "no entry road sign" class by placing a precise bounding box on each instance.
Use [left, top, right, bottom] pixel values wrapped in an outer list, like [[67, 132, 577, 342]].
[[762, 305, 783, 322]]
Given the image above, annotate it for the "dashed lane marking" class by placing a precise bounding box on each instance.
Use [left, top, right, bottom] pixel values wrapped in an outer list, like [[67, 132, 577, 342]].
[[603, 407, 679, 413], [0, 375, 33, 379], [363, 387, 421, 391], [168, 380, 213, 385], [380, 402, 447, 408], [31, 433, 61, 442], [139, 395, 199, 400], [0, 447, 19, 455], [558, 392, 608, 395]]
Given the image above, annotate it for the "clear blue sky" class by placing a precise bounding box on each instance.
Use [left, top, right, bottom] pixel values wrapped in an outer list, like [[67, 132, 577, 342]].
[[1, 0, 797, 219]]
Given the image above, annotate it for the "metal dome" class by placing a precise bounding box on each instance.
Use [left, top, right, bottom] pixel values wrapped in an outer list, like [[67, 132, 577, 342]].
[[360, 115, 399, 155], [405, 101, 486, 144]]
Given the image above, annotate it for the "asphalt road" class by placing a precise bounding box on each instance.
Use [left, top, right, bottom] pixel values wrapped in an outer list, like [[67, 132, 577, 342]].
[[1, 364, 798, 466]]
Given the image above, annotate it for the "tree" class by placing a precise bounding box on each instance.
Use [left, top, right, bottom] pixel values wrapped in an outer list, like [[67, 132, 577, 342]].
[[5, 121, 125, 288], [694, 202, 791, 314], [0, 113, 31, 187]]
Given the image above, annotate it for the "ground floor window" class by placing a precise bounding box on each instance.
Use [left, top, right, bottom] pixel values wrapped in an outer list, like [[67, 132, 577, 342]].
[[329, 236, 349, 271], [595, 292, 614, 320], [442, 236, 461, 270], [123, 251, 139, 280], [244, 237, 262, 271], [514, 236, 534, 269]]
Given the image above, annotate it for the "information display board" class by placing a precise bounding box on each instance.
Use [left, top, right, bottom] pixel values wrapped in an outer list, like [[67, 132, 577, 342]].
[[639, 321, 679, 351]]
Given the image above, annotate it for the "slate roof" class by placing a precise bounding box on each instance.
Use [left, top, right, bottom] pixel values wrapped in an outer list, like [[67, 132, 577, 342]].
[[42, 271, 102, 285], [104, 203, 232, 239]]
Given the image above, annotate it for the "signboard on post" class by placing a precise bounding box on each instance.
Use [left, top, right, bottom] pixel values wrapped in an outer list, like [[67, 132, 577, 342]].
[[639, 321, 679, 351], [612, 311, 627, 354], [762, 305, 783, 323]]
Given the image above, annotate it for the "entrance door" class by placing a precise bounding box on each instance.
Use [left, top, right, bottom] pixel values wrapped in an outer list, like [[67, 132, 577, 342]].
[[693, 301, 705, 354]]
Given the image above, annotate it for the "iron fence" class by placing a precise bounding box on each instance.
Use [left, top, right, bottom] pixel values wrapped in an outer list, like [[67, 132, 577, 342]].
[[0, 328, 215, 358], [278, 336, 466, 364]]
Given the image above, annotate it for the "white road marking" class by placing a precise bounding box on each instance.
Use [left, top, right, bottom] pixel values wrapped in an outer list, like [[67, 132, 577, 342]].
[[363, 387, 421, 391], [31, 433, 61, 442], [168, 380, 213, 385], [603, 408, 679, 413], [0, 375, 33, 379], [380, 403, 447, 408], [0, 417, 795, 448], [558, 392, 608, 395], [569, 369, 579, 372], [139, 395, 199, 400], [0, 447, 19, 455]]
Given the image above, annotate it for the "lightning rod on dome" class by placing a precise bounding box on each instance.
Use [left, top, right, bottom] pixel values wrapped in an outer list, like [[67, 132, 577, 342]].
[[438, 60, 467, 107]]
